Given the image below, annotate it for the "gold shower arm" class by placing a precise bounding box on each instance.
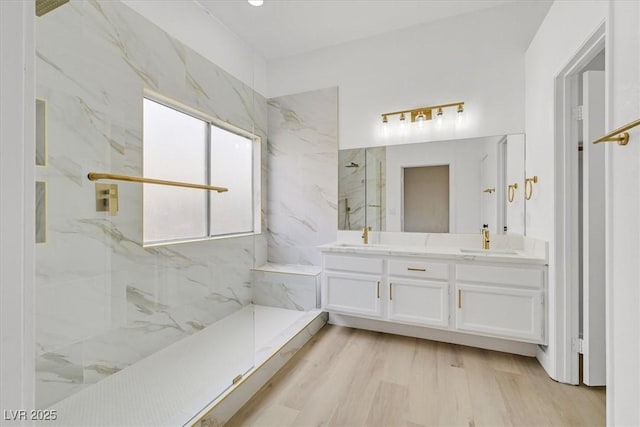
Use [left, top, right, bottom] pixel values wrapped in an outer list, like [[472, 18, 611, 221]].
[[592, 118, 640, 145], [87, 172, 228, 193]]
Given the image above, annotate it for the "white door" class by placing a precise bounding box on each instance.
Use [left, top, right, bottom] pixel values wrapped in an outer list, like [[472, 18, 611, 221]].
[[455, 283, 544, 343], [581, 70, 606, 386], [608, 2, 640, 423], [387, 278, 449, 327], [323, 271, 383, 318]]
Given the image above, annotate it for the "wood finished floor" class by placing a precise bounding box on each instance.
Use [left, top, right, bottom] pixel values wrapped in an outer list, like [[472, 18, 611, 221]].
[[226, 324, 605, 427]]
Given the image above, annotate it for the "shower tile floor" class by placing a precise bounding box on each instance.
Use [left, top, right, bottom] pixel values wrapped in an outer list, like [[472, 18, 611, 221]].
[[43, 304, 322, 427]]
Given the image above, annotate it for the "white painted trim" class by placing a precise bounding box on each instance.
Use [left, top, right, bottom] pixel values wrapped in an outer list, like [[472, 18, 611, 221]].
[[330, 313, 539, 357], [0, 0, 36, 420], [549, 23, 607, 385]]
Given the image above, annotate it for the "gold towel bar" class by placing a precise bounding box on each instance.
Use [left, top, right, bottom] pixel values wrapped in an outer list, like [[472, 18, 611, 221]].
[[87, 172, 228, 193], [593, 118, 640, 145]]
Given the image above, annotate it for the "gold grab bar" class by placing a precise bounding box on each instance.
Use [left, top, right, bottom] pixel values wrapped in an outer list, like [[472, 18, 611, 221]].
[[508, 182, 518, 203], [592, 118, 640, 145], [525, 176, 538, 200], [87, 172, 228, 193]]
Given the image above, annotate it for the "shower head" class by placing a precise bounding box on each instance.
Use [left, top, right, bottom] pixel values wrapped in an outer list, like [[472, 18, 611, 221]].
[[36, 0, 69, 17], [345, 162, 359, 168]]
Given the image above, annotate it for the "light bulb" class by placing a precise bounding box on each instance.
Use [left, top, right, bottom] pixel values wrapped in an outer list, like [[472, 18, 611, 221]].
[[457, 104, 464, 115], [248, 0, 264, 6], [436, 107, 443, 120]]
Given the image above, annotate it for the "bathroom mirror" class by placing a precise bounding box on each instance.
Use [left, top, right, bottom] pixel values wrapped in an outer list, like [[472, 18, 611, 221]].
[[338, 134, 526, 235]]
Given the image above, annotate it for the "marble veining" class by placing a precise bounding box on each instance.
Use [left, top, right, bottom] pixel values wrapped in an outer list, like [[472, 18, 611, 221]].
[[267, 87, 338, 266], [35, 0, 266, 408]]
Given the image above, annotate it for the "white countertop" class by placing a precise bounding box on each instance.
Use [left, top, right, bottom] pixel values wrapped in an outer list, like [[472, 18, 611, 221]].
[[319, 232, 548, 265]]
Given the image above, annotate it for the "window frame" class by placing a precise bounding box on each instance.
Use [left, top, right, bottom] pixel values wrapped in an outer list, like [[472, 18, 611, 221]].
[[142, 91, 261, 247]]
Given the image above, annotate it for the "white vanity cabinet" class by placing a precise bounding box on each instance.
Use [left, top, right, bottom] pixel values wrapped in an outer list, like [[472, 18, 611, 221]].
[[322, 254, 384, 318], [387, 259, 450, 328], [455, 264, 545, 343], [321, 248, 548, 347]]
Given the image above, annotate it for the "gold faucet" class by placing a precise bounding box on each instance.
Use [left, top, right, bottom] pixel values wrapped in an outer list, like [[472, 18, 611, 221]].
[[362, 226, 372, 244], [482, 225, 490, 250]]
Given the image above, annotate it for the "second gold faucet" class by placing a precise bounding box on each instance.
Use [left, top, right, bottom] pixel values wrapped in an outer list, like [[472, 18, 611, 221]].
[[482, 224, 490, 250], [362, 226, 372, 244]]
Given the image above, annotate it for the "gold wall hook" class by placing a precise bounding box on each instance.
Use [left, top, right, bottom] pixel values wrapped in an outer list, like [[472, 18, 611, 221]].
[[525, 175, 539, 200], [483, 187, 495, 194], [508, 182, 518, 203]]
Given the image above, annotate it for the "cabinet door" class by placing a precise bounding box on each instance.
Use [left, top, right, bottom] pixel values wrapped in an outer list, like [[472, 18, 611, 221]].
[[455, 283, 544, 343], [323, 271, 383, 318], [388, 278, 449, 328]]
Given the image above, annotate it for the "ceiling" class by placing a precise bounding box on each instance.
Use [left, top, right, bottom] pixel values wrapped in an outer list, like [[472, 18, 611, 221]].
[[197, 0, 543, 60]]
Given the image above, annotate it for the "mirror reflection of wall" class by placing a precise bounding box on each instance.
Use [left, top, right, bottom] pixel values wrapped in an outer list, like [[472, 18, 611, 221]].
[[505, 134, 526, 235], [337, 134, 526, 235]]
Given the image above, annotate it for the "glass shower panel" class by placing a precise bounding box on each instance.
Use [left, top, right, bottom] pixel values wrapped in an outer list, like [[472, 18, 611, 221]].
[[34, 0, 256, 415], [365, 147, 386, 231]]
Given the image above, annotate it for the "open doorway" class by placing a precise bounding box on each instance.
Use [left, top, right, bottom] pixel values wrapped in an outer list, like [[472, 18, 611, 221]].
[[554, 24, 607, 391]]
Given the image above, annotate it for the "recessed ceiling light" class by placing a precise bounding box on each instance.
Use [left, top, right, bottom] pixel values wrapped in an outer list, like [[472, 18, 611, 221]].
[[248, 0, 263, 6]]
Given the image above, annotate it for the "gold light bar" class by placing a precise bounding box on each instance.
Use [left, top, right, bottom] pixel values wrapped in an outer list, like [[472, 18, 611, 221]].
[[87, 172, 228, 193], [382, 102, 464, 123], [592, 117, 640, 146]]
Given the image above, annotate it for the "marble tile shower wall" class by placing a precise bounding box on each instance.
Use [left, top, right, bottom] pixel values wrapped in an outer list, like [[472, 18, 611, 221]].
[[35, 1, 267, 408], [267, 88, 338, 266]]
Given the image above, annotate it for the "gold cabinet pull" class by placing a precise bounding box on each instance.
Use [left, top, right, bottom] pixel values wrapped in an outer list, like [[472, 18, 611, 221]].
[[508, 182, 518, 203], [377, 281, 380, 299], [525, 175, 538, 200], [389, 283, 393, 300], [458, 289, 462, 308], [407, 267, 426, 272]]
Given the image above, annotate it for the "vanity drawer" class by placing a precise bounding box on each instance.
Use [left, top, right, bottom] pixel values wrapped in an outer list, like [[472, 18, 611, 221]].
[[456, 264, 544, 289], [324, 254, 383, 274], [388, 259, 449, 280]]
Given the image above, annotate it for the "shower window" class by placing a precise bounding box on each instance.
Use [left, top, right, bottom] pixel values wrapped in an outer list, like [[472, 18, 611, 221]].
[[143, 97, 259, 245]]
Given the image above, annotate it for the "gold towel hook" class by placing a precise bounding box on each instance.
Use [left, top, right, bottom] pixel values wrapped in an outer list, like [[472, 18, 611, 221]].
[[483, 188, 495, 194], [525, 176, 538, 200], [508, 182, 518, 203]]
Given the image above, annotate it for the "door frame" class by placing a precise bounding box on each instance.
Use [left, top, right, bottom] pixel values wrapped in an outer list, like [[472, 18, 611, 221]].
[[553, 24, 607, 385]]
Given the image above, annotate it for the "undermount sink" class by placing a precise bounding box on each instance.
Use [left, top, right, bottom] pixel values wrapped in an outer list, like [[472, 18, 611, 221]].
[[460, 248, 519, 255]]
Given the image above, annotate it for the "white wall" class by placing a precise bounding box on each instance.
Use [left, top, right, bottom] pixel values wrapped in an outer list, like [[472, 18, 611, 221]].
[[525, 0, 608, 382], [121, 0, 268, 96], [268, 2, 550, 149], [386, 138, 491, 233], [0, 0, 36, 420]]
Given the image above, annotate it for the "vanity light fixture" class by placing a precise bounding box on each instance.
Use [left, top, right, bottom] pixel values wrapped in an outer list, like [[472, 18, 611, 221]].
[[381, 101, 464, 124]]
